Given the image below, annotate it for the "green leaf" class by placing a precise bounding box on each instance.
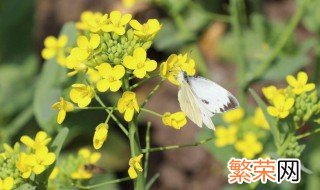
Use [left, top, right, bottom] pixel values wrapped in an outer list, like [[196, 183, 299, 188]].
[[249, 89, 280, 148], [33, 23, 76, 133], [154, 19, 192, 52], [262, 40, 315, 81]]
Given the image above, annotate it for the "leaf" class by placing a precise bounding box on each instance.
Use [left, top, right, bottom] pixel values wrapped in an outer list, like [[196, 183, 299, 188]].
[[0, 55, 38, 118], [249, 89, 280, 148], [154, 19, 193, 52], [33, 23, 76, 133], [262, 40, 315, 81]]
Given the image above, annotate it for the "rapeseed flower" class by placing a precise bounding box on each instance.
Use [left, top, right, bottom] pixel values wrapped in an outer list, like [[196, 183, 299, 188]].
[[160, 54, 196, 85], [71, 165, 93, 179], [76, 11, 108, 33], [123, 47, 157, 79], [117, 91, 139, 121], [20, 131, 51, 150], [78, 148, 101, 164], [215, 125, 238, 147], [51, 97, 74, 124], [32, 147, 56, 174], [129, 19, 162, 39], [69, 84, 95, 108], [41, 35, 68, 66], [162, 112, 187, 129], [0, 177, 14, 190], [286, 71, 315, 95], [222, 108, 244, 124], [252, 108, 269, 130], [267, 94, 294, 119], [102, 11, 132, 35], [128, 154, 143, 179], [96, 63, 125, 92], [235, 133, 263, 159], [73, 34, 100, 61], [93, 123, 108, 150], [16, 153, 34, 178]]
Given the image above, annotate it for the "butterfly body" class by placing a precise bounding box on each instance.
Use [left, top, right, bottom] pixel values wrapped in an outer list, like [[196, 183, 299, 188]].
[[177, 72, 239, 130]]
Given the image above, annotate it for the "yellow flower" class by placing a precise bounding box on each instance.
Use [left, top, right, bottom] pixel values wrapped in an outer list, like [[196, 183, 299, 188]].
[[78, 148, 101, 164], [235, 133, 263, 159], [69, 84, 95, 108], [215, 125, 238, 147], [51, 97, 74, 124], [122, 0, 137, 8], [41, 35, 68, 64], [286, 71, 315, 95], [93, 123, 108, 150], [49, 167, 59, 180], [222, 108, 244, 124], [102, 11, 132, 35], [71, 165, 93, 179], [0, 177, 14, 190], [20, 131, 51, 150], [160, 54, 196, 85], [32, 146, 56, 175], [262, 85, 279, 101], [87, 68, 101, 83], [267, 94, 294, 119], [162, 112, 187, 129], [17, 153, 35, 178], [73, 34, 100, 61], [252, 108, 269, 130], [65, 48, 88, 75], [129, 19, 162, 39], [128, 154, 143, 179], [96, 63, 125, 92], [123, 48, 157, 79], [117, 91, 139, 121], [76, 11, 108, 33]]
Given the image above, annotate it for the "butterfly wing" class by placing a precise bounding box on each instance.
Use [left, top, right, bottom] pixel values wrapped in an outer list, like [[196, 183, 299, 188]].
[[188, 76, 239, 114], [178, 80, 203, 128]]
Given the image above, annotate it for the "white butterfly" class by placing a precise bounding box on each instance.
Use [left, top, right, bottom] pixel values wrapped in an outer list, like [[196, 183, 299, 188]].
[[177, 71, 239, 130]]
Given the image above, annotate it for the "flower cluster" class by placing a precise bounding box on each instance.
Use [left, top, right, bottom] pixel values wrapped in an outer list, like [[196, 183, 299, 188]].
[[215, 108, 269, 159], [263, 71, 320, 123], [48, 10, 193, 144], [262, 71, 320, 157], [48, 148, 102, 189], [0, 131, 56, 189]]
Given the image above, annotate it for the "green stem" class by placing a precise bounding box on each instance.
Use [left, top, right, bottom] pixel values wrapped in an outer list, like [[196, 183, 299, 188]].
[[144, 122, 151, 179], [94, 94, 129, 136], [146, 173, 160, 190], [129, 121, 146, 190], [140, 108, 163, 118], [142, 137, 213, 153], [296, 128, 320, 140], [74, 106, 113, 110], [246, 0, 311, 84], [230, 0, 247, 106], [72, 177, 131, 189]]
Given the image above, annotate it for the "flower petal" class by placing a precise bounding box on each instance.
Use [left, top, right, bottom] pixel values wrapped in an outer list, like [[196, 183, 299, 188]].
[[128, 167, 138, 179], [297, 71, 308, 84]]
